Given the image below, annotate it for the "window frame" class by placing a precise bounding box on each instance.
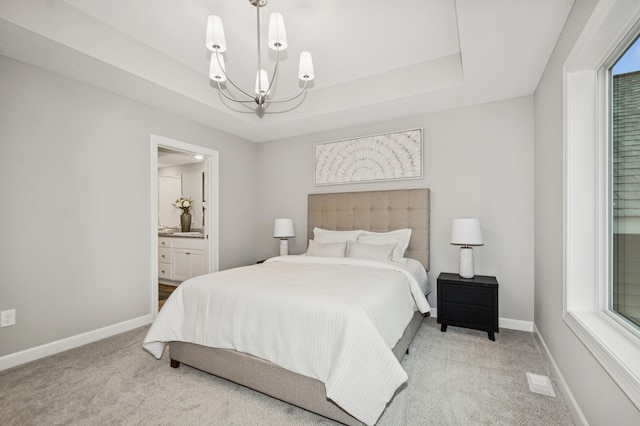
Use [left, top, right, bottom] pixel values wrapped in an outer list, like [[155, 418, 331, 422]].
[[563, 0, 640, 410]]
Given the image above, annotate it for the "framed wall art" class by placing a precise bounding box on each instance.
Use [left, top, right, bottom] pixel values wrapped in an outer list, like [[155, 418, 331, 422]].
[[314, 128, 423, 186]]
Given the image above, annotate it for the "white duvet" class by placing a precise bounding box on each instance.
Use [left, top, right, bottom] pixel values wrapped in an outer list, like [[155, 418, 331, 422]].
[[143, 256, 430, 425]]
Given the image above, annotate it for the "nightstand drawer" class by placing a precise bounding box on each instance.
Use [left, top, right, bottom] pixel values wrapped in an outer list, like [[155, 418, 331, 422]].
[[440, 302, 495, 328], [440, 284, 494, 307]]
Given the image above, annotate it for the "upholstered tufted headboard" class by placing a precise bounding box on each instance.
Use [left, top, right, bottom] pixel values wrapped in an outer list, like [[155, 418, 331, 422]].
[[307, 189, 430, 271]]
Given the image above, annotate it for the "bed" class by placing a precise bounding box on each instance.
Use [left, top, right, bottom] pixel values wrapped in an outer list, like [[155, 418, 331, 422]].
[[143, 188, 431, 425]]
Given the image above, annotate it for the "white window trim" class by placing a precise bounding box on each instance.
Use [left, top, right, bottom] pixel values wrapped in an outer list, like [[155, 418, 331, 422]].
[[564, 0, 640, 410]]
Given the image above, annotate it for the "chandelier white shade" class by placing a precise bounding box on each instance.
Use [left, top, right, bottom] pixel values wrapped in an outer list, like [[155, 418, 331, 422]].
[[274, 218, 295, 256], [209, 55, 226, 82], [205, 15, 226, 52], [205, 0, 315, 108], [255, 70, 270, 96], [451, 218, 484, 279], [298, 51, 315, 80], [268, 13, 287, 51]]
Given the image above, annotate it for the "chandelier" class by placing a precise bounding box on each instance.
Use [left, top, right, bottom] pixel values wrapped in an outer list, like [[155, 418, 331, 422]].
[[206, 0, 315, 109]]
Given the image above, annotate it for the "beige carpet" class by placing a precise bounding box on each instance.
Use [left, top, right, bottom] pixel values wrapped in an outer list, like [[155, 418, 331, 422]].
[[0, 317, 575, 425]]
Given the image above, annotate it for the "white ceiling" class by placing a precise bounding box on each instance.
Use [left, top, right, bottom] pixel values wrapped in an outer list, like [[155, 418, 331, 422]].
[[0, 0, 574, 142], [158, 147, 203, 168]]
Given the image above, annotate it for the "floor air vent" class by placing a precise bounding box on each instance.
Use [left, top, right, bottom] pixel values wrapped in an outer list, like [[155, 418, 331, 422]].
[[526, 372, 556, 397]]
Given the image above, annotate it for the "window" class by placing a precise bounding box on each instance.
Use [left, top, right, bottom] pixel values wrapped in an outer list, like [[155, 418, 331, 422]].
[[611, 37, 640, 330], [564, 0, 640, 410]]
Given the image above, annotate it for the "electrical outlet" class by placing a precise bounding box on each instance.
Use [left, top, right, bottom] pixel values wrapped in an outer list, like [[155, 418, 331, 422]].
[[0, 309, 16, 327]]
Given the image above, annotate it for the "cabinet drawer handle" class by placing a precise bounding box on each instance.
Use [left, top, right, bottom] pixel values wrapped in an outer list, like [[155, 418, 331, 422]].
[[186, 252, 191, 255], [161, 270, 165, 274], [161, 254, 165, 258]]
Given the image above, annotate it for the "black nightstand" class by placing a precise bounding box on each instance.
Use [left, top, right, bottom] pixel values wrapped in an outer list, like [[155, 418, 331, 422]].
[[437, 272, 499, 341]]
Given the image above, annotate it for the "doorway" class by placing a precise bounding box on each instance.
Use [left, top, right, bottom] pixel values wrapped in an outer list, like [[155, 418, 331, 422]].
[[150, 134, 219, 317]]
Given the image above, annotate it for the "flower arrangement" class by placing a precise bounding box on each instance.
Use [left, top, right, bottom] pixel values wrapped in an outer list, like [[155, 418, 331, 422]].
[[173, 196, 193, 215]]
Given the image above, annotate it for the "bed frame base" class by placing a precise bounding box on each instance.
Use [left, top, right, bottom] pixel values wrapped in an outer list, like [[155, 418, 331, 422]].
[[169, 311, 426, 426]]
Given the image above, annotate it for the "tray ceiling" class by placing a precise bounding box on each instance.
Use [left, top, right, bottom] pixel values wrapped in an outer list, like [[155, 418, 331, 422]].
[[0, 0, 574, 142]]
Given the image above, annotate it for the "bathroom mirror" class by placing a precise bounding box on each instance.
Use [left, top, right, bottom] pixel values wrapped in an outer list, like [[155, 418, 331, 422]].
[[158, 175, 182, 227], [158, 148, 205, 229]]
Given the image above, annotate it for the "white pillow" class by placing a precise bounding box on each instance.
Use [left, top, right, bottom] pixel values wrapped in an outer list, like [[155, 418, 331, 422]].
[[306, 239, 347, 257], [348, 242, 396, 262], [313, 227, 363, 244], [357, 229, 412, 261]]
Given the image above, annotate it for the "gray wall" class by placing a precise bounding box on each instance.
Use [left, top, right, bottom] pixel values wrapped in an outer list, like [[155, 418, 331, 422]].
[[257, 96, 535, 323], [534, 0, 640, 423], [0, 55, 258, 357]]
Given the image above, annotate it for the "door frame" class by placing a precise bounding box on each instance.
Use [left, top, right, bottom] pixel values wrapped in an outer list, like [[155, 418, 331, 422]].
[[150, 134, 219, 317]]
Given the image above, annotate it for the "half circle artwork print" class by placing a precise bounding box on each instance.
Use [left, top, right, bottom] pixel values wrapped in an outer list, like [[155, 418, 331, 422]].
[[314, 129, 422, 185]]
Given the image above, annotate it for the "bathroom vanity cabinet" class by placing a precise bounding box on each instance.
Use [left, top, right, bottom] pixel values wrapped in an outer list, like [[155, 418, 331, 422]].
[[158, 237, 207, 284]]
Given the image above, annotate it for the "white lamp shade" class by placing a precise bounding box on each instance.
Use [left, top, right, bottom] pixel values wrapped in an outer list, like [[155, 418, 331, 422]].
[[255, 69, 270, 95], [451, 218, 483, 246], [268, 13, 288, 51], [205, 15, 227, 52], [298, 51, 315, 81], [274, 218, 295, 238], [209, 54, 227, 82]]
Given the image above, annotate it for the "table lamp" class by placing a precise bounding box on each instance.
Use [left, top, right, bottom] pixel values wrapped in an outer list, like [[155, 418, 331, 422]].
[[450, 218, 484, 278], [273, 218, 295, 256]]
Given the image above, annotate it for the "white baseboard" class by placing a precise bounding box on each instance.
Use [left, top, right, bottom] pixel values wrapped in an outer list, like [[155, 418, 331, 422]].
[[499, 317, 534, 332], [428, 307, 534, 332], [534, 324, 588, 426], [0, 314, 153, 372]]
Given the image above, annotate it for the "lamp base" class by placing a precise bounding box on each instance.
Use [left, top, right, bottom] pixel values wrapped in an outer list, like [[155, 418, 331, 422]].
[[279, 239, 289, 256], [459, 247, 475, 278]]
